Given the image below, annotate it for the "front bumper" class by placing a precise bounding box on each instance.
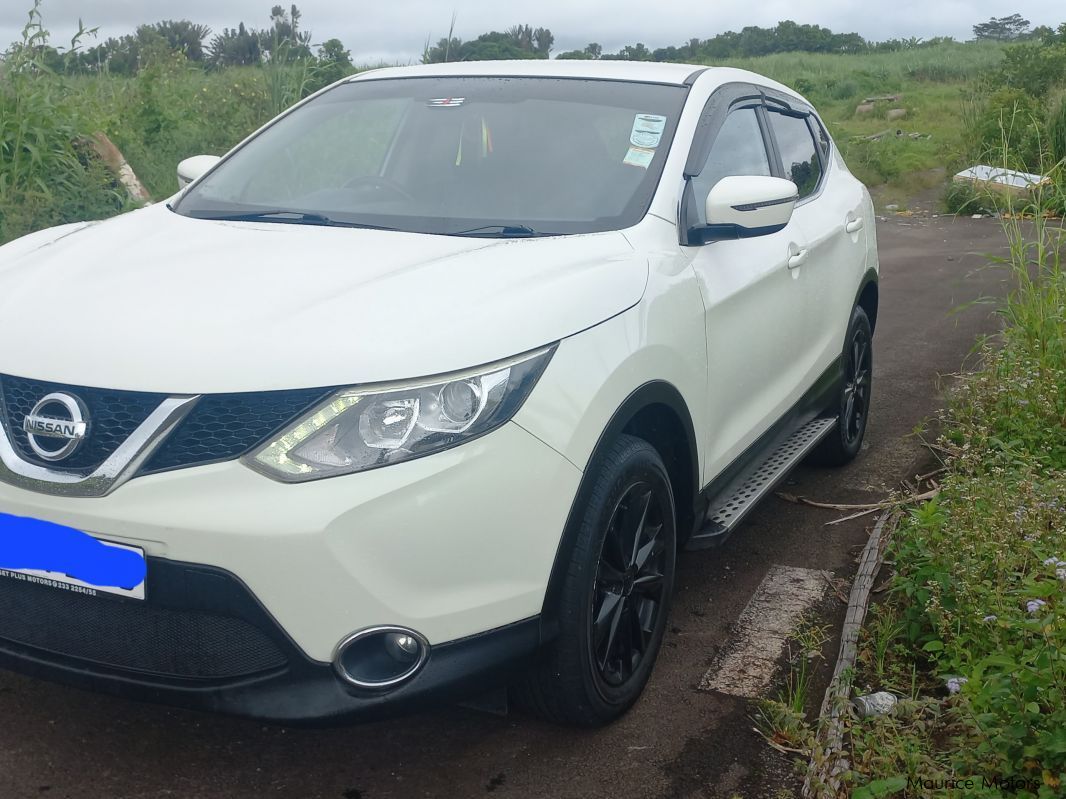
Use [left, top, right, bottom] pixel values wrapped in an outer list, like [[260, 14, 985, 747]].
[[0, 422, 581, 717], [0, 555, 542, 723]]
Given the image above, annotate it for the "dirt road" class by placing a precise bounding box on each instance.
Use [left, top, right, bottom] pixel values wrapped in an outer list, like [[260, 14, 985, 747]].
[[0, 215, 1012, 799]]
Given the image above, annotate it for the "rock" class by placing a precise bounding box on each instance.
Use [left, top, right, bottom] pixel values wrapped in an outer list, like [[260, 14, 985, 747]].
[[855, 103, 875, 115], [886, 108, 907, 121], [885, 204, 900, 211]]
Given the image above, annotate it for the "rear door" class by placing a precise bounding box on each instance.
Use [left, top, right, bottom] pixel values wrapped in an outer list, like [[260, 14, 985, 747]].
[[764, 103, 869, 386], [682, 93, 811, 480]]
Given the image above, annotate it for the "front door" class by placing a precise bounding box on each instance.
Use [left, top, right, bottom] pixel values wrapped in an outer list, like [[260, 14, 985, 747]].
[[683, 104, 810, 481]]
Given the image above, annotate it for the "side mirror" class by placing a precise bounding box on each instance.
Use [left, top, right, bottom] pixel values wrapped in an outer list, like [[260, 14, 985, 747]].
[[700, 176, 799, 241], [176, 155, 222, 189]]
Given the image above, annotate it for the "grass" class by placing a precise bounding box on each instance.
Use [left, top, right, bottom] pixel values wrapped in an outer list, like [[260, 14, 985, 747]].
[[753, 621, 830, 754], [845, 176, 1066, 798]]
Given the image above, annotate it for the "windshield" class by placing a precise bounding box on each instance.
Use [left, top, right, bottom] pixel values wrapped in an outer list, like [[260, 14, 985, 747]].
[[172, 77, 687, 237]]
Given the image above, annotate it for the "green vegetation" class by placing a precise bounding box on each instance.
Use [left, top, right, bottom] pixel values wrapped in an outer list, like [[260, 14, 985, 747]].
[[753, 622, 831, 755], [962, 26, 1066, 173], [0, 5, 126, 243], [0, 2, 355, 242], [845, 180, 1066, 797]]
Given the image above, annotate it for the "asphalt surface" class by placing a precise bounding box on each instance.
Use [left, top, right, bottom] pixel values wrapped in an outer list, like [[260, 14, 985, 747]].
[[0, 215, 1013, 799]]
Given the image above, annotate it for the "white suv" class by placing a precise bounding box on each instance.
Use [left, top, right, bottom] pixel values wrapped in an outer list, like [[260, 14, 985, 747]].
[[0, 61, 877, 726]]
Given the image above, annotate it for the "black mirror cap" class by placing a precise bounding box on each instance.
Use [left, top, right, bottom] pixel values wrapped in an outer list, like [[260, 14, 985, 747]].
[[685, 221, 789, 246]]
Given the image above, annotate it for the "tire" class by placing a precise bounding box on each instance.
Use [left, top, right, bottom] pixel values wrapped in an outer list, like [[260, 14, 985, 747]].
[[515, 434, 677, 726], [811, 305, 873, 466]]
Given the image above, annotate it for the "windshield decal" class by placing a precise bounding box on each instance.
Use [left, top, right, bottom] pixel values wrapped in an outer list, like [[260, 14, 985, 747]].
[[623, 146, 656, 169], [631, 113, 667, 148], [428, 97, 466, 107]]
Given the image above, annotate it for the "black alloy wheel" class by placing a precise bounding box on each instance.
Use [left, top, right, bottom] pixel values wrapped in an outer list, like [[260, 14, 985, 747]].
[[515, 434, 676, 726], [811, 305, 873, 466], [842, 324, 872, 448], [591, 481, 669, 688]]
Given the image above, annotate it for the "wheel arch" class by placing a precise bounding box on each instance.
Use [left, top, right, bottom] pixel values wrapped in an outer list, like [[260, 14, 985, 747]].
[[856, 270, 879, 334], [539, 381, 699, 639]]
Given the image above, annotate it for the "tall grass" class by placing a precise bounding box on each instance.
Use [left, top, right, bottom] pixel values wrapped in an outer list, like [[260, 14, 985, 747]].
[[0, 1, 122, 242], [703, 42, 1007, 106]]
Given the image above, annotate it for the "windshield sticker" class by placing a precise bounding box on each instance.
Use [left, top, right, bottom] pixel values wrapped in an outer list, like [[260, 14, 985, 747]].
[[631, 114, 667, 148], [428, 97, 466, 107], [623, 146, 656, 169]]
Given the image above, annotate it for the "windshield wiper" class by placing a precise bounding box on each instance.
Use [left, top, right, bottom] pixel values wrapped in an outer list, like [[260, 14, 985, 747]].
[[190, 210, 398, 231], [447, 224, 544, 238]]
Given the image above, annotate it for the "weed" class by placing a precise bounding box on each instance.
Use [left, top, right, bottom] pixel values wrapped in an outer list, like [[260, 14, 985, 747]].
[[752, 622, 829, 754]]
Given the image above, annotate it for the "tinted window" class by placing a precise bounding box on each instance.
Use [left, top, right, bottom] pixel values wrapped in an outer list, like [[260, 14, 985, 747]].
[[174, 77, 687, 237], [768, 111, 822, 198], [690, 108, 771, 224]]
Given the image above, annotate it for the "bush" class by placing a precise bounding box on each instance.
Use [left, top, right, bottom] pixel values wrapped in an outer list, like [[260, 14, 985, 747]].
[[965, 88, 1045, 171], [989, 39, 1066, 99]]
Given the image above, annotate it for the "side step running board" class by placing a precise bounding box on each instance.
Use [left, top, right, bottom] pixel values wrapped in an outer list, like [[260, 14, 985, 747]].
[[686, 417, 837, 550]]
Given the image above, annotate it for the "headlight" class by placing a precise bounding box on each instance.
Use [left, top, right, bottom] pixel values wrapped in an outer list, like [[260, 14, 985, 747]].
[[243, 346, 555, 482]]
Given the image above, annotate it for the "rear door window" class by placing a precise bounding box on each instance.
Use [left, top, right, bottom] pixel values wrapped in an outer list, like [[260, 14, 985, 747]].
[[767, 111, 823, 199]]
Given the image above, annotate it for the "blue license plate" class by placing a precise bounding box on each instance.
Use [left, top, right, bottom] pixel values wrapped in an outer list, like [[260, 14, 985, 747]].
[[0, 511, 146, 600]]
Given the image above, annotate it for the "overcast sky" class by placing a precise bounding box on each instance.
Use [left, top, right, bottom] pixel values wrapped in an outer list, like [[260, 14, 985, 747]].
[[2, 1, 1060, 63]]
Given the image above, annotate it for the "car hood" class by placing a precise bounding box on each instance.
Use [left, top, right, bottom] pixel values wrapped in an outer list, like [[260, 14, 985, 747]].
[[0, 205, 647, 393]]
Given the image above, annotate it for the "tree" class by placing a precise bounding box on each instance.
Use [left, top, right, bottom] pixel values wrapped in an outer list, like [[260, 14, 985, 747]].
[[207, 22, 262, 67], [146, 20, 212, 61], [533, 27, 553, 57], [604, 42, 652, 61], [557, 41, 599, 60], [315, 38, 353, 84], [556, 49, 592, 60], [262, 4, 312, 61], [458, 31, 539, 61], [422, 36, 462, 63], [973, 14, 1031, 41], [423, 23, 552, 62]]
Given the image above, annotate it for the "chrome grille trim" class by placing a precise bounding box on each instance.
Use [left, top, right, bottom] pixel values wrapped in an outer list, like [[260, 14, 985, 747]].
[[0, 396, 200, 498]]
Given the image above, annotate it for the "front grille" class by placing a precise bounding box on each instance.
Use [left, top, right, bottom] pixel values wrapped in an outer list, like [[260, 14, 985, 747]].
[[0, 376, 164, 471], [143, 388, 329, 474], [0, 576, 288, 680], [0, 374, 329, 476]]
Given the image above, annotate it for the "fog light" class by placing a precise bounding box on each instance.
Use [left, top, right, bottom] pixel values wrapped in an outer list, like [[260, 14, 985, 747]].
[[333, 626, 429, 690]]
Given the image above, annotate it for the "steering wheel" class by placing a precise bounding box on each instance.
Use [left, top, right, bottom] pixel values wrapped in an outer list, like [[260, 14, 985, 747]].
[[343, 175, 414, 203]]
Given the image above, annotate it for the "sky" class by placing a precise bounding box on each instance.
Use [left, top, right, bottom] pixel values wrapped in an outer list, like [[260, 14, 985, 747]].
[[1, 1, 1060, 63]]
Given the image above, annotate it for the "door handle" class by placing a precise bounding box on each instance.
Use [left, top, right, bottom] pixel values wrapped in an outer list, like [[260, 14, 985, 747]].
[[846, 217, 865, 234], [787, 248, 809, 269]]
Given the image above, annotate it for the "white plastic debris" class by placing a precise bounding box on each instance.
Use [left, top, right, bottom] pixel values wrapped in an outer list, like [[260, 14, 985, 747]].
[[852, 691, 899, 717], [954, 165, 1050, 196]]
